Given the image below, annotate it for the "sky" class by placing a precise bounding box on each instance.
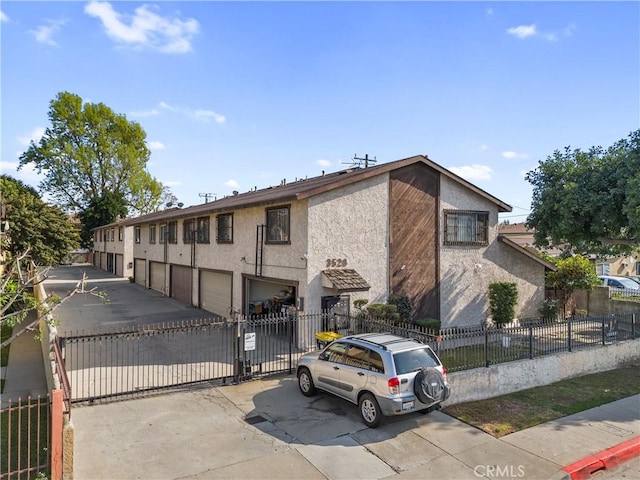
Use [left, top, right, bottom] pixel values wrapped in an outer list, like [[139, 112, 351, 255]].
[[1, 1, 639, 222]]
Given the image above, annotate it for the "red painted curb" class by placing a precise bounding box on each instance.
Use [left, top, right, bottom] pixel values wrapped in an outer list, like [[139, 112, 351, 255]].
[[562, 436, 640, 479]]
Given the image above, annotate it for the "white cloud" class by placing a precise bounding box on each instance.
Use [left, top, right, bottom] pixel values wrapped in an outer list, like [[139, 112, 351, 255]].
[[17, 127, 46, 146], [448, 164, 493, 181], [84, 1, 199, 54], [0, 160, 41, 184], [193, 109, 226, 124], [30, 18, 68, 46], [506, 24, 537, 39], [1, 11, 9, 22], [130, 108, 159, 117], [148, 141, 165, 151], [507, 22, 576, 42], [155, 101, 226, 124], [502, 151, 529, 159], [317, 159, 331, 167], [480, 144, 489, 151], [485, 8, 494, 18], [162, 180, 181, 187], [225, 179, 239, 189]]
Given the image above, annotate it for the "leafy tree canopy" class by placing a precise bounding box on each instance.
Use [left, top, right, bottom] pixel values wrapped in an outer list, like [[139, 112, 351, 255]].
[[78, 191, 128, 248], [19, 91, 165, 217], [525, 130, 640, 255], [545, 255, 600, 294], [0, 175, 80, 265]]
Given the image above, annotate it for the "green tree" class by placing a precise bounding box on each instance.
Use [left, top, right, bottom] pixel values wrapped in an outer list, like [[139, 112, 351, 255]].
[[78, 191, 128, 247], [0, 175, 80, 265], [488, 282, 518, 328], [525, 130, 639, 255], [545, 255, 600, 317], [18, 91, 165, 218]]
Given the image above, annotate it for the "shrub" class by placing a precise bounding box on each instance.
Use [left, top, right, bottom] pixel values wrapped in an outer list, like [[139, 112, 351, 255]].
[[489, 282, 518, 328], [414, 318, 441, 331], [538, 298, 560, 322], [387, 295, 412, 322]]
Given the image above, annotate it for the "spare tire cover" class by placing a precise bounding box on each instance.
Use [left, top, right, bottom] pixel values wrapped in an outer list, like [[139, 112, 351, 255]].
[[414, 367, 445, 404]]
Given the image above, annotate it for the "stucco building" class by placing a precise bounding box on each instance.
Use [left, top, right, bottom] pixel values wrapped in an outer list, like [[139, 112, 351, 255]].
[[93, 155, 554, 327]]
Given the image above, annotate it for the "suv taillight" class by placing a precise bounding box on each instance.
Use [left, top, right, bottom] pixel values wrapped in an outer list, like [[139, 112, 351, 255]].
[[442, 365, 447, 382], [388, 377, 400, 394]]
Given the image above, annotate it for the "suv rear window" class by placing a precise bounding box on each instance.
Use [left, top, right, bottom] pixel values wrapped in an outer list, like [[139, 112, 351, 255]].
[[393, 347, 440, 375]]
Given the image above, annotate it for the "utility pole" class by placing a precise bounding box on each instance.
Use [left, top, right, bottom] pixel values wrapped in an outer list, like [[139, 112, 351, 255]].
[[199, 193, 216, 203]]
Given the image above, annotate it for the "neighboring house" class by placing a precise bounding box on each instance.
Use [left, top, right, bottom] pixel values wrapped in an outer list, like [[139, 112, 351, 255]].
[[92, 219, 135, 279], [93, 155, 555, 328], [498, 222, 564, 257], [592, 254, 640, 278]]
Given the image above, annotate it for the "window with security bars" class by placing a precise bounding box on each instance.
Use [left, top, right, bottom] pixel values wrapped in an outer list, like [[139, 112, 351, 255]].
[[149, 224, 156, 244], [168, 221, 178, 243], [159, 224, 167, 243], [266, 206, 290, 243], [216, 214, 232, 244], [183, 219, 196, 243], [197, 217, 210, 243], [444, 210, 489, 245]]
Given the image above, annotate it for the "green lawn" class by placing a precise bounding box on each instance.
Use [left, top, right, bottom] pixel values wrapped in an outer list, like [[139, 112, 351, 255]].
[[442, 364, 640, 437]]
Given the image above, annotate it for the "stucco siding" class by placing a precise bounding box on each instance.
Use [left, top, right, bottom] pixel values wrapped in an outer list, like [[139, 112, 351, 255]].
[[307, 175, 389, 311], [439, 177, 544, 326]]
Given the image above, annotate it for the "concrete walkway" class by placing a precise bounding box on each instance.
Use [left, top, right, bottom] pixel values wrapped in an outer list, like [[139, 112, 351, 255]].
[[70, 377, 640, 480], [1, 311, 48, 407]]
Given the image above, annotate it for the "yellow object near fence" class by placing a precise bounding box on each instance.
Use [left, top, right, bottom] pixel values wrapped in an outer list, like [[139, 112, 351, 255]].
[[315, 331, 343, 349]]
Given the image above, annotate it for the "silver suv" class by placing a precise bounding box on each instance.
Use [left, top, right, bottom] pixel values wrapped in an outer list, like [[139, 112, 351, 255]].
[[297, 333, 450, 427]]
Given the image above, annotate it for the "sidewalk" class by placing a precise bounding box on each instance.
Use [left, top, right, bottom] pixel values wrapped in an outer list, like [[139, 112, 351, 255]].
[[71, 375, 640, 480], [0, 311, 48, 408]]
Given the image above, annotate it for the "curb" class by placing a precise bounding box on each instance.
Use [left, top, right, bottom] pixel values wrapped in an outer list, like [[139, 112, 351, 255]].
[[562, 436, 640, 479]]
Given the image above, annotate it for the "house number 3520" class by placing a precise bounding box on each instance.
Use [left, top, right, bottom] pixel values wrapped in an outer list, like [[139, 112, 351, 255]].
[[326, 258, 348, 268]]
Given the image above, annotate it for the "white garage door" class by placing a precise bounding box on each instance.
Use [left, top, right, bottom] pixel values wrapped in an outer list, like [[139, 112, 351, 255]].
[[115, 254, 124, 277], [199, 270, 232, 318], [149, 261, 166, 294], [134, 259, 146, 286]]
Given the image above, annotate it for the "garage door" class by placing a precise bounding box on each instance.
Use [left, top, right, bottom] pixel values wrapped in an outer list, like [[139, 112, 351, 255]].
[[101, 252, 107, 271], [199, 270, 232, 318], [149, 261, 166, 294], [115, 254, 124, 277], [171, 265, 193, 305], [134, 259, 146, 286]]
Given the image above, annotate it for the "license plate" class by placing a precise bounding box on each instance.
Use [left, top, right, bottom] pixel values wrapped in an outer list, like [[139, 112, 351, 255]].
[[402, 401, 415, 411]]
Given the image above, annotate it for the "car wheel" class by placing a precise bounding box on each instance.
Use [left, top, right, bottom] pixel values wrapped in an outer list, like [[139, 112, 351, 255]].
[[414, 367, 445, 405], [359, 393, 383, 428], [298, 368, 317, 397]]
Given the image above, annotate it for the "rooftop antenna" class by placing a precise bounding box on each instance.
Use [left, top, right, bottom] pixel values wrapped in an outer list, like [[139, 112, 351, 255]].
[[343, 153, 377, 168], [199, 193, 216, 203]]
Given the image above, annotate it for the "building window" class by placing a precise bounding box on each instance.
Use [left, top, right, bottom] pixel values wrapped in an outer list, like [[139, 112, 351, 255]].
[[99, 230, 103, 242], [159, 224, 167, 243], [118, 227, 123, 241], [168, 221, 178, 244], [110, 228, 115, 242], [216, 214, 233, 244], [134, 227, 141, 244], [266, 206, 290, 244], [443, 210, 489, 246], [197, 217, 210, 243], [183, 219, 195, 243], [149, 224, 156, 244]]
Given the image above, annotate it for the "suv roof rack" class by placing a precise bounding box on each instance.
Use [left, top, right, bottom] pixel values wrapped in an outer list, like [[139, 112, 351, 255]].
[[351, 332, 421, 351]]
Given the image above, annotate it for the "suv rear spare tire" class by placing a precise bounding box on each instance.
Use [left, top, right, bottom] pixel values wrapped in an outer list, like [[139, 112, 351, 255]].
[[414, 367, 445, 405]]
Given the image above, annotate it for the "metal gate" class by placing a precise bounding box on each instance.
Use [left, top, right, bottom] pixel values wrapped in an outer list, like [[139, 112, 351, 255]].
[[58, 314, 319, 405]]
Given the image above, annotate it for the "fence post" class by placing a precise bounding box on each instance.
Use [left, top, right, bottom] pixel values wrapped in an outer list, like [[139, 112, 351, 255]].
[[51, 390, 63, 480], [529, 326, 533, 359], [633, 313, 636, 338], [602, 318, 606, 346], [484, 329, 490, 368], [567, 319, 572, 352]]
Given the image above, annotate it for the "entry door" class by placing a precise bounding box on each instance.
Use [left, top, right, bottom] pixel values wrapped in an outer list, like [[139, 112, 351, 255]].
[[115, 254, 124, 277]]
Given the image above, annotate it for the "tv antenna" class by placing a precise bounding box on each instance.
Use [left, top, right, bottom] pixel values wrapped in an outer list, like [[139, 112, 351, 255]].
[[343, 153, 377, 168], [199, 193, 216, 203]]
